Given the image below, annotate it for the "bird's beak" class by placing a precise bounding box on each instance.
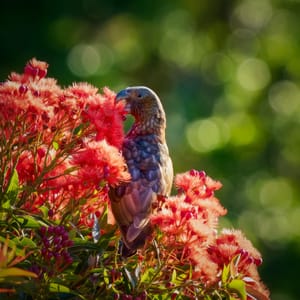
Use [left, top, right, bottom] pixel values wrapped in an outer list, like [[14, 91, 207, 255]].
[[115, 89, 130, 102], [115, 89, 131, 113]]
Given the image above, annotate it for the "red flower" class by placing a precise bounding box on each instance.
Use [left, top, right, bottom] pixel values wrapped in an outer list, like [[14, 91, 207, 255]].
[[208, 229, 262, 271], [151, 170, 269, 298], [72, 139, 130, 188], [151, 170, 227, 285], [24, 58, 48, 79], [207, 229, 269, 299], [1, 58, 128, 228], [191, 248, 219, 285], [175, 169, 223, 201], [152, 170, 226, 238]]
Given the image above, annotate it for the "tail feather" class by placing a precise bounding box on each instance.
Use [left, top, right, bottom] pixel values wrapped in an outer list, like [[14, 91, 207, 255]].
[[120, 223, 153, 257]]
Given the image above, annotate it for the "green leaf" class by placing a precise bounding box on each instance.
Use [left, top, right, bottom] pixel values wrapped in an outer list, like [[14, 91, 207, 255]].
[[73, 123, 85, 136], [39, 206, 49, 218], [7, 169, 19, 195], [64, 166, 78, 175], [52, 141, 59, 150], [16, 215, 43, 229], [0, 236, 17, 250], [97, 230, 117, 251], [49, 282, 86, 299], [171, 269, 177, 283], [99, 204, 108, 228], [70, 239, 103, 252], [49, 283, 71, 292], [228, 279, 247, 300], [0, 267, 37, 278], [3, 169, 19, 208], [103, 268, 110, 285], [140, 267, 155, 284], [222, 264, 230, 284], [12, 237, 37, 249]]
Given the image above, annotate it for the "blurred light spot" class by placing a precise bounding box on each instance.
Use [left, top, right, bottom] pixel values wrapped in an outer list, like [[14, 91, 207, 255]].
[[265, 10, 297, 68], [201, 53, 234, 85], [159, 10, 217, 69], [94, 44, 115, 75], [223, 88, 255, 110], [282, 143, 300, 167], [67, 44, 100, 77], [227, 29, 260, 56], [227, 113, 259, 146], [287, 57, 300, 78], [290, 207, 300, 237], [266, 9, 295, 37], [241, 174, 298, 244], [167, 113, 186, 146], [114, 36, 145, 71], [186, 117, 229, 153], [265, 34, 295, 66], [159, 31, 195, 68], [161, 9, 195, 33], [233, 0, 273, 30], [259, 178, 293, 209], [238, 210, 291, 244], [159, 10, 201, 68], [268, 81, 300, 116], [237, 58, 271, 91], [102, 15, 145, 71], [257, 212, 291, 242], [244, 172, 269, 205]]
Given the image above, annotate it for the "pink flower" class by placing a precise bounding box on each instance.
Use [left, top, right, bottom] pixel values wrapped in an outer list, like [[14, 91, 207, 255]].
[[151, 170, 227, 285], [151, 169, 269, 298], [1, 58, 128, 228], [208, 229, 263, 273], [23, 58, 48, 79], [72, 139, 130, 188], [207, 229, 270, 299]]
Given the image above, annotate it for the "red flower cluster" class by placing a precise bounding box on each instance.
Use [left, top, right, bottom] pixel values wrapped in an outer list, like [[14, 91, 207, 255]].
[[151, 169, 269, 299], [0, 58, 129, 227], [0, 59, 269, 299]]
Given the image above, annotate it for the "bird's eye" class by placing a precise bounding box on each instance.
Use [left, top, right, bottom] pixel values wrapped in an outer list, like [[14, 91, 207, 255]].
[[137, 93, 143, 98]]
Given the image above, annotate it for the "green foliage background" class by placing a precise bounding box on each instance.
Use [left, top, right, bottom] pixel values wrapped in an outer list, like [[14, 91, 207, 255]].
[[1, 0, 299, 299]]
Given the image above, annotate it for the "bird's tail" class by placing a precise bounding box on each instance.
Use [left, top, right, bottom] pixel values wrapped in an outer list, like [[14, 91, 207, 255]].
[[120, 223, 153, 257]]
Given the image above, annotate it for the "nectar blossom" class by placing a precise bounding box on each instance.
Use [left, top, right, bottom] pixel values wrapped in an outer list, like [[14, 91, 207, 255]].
[[0, 58, 129, 228]]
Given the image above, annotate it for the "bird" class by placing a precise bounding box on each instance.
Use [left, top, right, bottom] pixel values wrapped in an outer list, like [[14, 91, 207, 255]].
[[109, 86, 173, 257]]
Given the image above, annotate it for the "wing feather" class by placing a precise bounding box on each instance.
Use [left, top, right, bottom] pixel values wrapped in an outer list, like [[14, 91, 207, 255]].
[[109, 134, 173, 253]]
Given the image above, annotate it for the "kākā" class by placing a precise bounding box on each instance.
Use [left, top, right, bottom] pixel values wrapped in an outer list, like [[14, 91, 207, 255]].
[[109, 86, 173, 257]]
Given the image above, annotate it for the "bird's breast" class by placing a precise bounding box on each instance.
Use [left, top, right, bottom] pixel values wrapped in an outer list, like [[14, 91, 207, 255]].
[[122, 135, 165, 188]]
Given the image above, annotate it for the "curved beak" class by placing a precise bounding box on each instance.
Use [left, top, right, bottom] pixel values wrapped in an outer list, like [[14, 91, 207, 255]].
[[115, 89, 130, 102], [115, 88, 132, 113]]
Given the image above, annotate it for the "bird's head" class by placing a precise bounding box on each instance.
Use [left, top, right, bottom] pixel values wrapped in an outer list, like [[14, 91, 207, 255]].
[[115, 86, 165, 121], [115, 86, 166, 137]]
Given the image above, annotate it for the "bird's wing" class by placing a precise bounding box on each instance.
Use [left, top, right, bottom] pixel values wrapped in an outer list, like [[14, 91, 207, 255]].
[[109, 134, 173, 249]]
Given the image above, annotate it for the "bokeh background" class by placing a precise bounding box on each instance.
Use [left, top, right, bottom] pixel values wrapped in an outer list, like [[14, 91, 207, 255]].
[[1, 0, 300, 299]]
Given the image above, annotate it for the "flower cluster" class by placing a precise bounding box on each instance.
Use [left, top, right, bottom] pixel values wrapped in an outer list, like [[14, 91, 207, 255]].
[[27, 225, 73, 280], [151, 169, 269, 299], [39, 225, 73, 264], [0, 59, 269, 299], [0, 58, 129, 227]]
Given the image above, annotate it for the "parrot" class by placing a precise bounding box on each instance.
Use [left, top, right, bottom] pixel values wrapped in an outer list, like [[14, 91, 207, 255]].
[[109, 86, 173, 257]]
